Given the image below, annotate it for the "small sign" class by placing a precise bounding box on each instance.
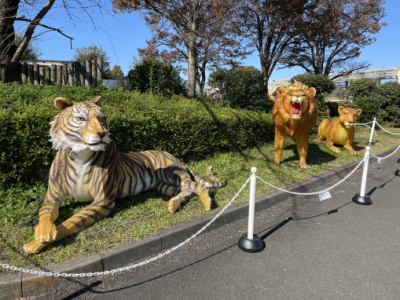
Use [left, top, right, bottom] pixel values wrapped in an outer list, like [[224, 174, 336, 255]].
[[319, 191, 332, 201], [376, 158, 382, 172]]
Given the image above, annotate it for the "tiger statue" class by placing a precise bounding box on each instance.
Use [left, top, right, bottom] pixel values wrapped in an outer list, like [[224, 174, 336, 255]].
[[270, 80, 318, 169], [314, 107, 362, 155], [23, 96, 226, 254]]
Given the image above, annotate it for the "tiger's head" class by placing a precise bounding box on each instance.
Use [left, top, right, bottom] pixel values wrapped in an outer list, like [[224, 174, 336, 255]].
[[49, 96, 111, 153], [338, 106, 362, 128], [276, 80, 317, 120]]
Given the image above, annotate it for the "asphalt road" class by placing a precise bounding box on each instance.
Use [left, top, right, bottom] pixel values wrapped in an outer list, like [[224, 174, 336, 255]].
[[26, 153, 400, 300]]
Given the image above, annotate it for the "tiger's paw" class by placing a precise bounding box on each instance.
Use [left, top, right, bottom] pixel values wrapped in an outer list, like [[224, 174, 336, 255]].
[[200, 196, 212, 211], [34, 219, 58, 243], [23, 240, 48, 254], [168, 199, 181, 214], [313, 138, 321, 142]]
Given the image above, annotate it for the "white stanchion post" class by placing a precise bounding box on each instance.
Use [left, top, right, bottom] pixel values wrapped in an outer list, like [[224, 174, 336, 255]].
[[366, 118, 376, 146], [352, 146, 372, 205], [247, 167, 257, 239], [238, 167, 264, 253]]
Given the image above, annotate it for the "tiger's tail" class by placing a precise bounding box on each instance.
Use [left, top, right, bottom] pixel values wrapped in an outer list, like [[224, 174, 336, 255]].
[[327, 109, 331, 121], [186, 165, 226, 188]]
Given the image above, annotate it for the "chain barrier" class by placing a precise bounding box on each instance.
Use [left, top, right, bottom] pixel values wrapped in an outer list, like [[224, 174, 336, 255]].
[[355, 123, 378, 136], [375, 121, 400, 135], [370, 145, 400, 160], [0, 176, 252, 277], [256, 158, 365, 196], [355, 121, 373, 126]]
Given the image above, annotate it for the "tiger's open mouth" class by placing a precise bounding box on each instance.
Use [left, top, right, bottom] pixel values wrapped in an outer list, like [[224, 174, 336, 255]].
[[291, 101, 302, 118]]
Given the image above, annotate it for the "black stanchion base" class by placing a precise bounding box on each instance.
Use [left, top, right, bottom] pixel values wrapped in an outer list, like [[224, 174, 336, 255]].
[[238, 233, 264, 253], [352, 193, 372, 205], [395, 169, 400, 177], [365, 141, 375, 146], [397, 157, 400, 163]]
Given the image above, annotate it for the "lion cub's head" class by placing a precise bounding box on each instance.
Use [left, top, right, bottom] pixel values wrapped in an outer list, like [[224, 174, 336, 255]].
[[276, 80, 316, 120], [338, 106, 362, 128], [49, 96, 111, 153]]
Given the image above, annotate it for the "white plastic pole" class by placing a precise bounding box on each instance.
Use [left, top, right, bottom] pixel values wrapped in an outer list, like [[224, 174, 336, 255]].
[[360, 146, 371, 197], [368, 118, 376, 144], [247, 167, 257, 240]]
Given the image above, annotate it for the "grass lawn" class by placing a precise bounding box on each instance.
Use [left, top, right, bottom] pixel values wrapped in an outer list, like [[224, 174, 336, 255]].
[[1, 126, 400, 274]]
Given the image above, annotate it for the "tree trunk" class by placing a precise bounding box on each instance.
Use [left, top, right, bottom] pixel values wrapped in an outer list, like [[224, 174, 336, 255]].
[[261, 63, 270, 97], [0, 0, 21, 82], [187, 36, 197, 96]]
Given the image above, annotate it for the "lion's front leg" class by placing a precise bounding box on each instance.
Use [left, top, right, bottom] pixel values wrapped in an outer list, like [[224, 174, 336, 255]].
[[295, 133, 310, 169], [274, 128, 286, 166], [344, 144, 359, 155]]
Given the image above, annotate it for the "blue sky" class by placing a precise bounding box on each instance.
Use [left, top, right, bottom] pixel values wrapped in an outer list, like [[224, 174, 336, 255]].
[[23, 0, 399, 84]]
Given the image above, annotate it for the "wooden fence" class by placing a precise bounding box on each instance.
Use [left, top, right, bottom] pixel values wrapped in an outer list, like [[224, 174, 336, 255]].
[[19, 58, 105, 86]]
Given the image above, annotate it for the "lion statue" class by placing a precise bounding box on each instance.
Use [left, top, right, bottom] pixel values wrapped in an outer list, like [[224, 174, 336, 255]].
[[314, 107, 362, 155], [23, 96, 226, 254], [271, 80, 318, 169]]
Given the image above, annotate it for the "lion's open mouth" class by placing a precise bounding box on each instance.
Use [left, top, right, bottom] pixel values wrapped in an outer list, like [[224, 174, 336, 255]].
[[291, 101, 302, 117]]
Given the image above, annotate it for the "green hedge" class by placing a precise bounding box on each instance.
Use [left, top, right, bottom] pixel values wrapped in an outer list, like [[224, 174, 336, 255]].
[[0, 83, 275, 184]]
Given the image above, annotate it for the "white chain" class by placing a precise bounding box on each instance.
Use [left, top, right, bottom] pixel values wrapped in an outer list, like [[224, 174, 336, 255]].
[[375, 121, 400, 135], [355, 121, 373, 125], [0, 177, 252, 277], [370, 145, 400, 160], [256, 158, 365, 196], [355, 123, 378, 136]]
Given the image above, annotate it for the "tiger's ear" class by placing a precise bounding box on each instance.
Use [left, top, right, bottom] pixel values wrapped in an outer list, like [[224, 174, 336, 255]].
[[54, 97, 74, 110], [91, 96, 102, 106], [309, 87, 316, 97], [338, 106, 345, 115], [356, 109, 362, 116]]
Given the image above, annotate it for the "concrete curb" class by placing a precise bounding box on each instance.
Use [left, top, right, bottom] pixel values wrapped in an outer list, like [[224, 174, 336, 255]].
[[0, 145, 398, 300]]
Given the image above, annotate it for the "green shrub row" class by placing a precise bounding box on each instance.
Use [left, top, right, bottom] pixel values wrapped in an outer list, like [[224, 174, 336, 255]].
[[0, 83, 275, 184]]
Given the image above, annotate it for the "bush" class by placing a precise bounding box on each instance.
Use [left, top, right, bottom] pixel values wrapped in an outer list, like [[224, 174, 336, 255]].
[[221, 66, 272, 111], [355, 95, 387, 124], [377, 82, 400, 127], [126, 59, 187, 96], [347, 78, 379, 98], [0, 83, 275, 184]]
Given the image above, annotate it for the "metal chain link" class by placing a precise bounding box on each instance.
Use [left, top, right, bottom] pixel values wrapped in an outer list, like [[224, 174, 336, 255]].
[[256, 158, 365, 196], [370, 145, 400, 160], [375, 121, 400, 135], [0, 176, 252, 277]]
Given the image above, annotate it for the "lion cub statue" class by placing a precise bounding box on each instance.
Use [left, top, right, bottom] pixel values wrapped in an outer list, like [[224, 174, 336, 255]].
[[314, 106, 362, 155], [271, 80, 318, 169]]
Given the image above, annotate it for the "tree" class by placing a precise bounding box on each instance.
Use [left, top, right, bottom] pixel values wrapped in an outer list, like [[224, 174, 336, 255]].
[[220, 66, 271, 111], [72, 44, 110, 63], [126, 58, 186, 96], [279, 0, 387, 79], [137, 13, 252, 93], [110, 64, 123, 77], [0, 0, 112, 82], [232, 0, 317, 96], [207, 69, 227, 88], [347, 78, 379, 98], [72, 44, 111, 74], [15, 33, 42, 60], [112, 0, 240, 96]]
